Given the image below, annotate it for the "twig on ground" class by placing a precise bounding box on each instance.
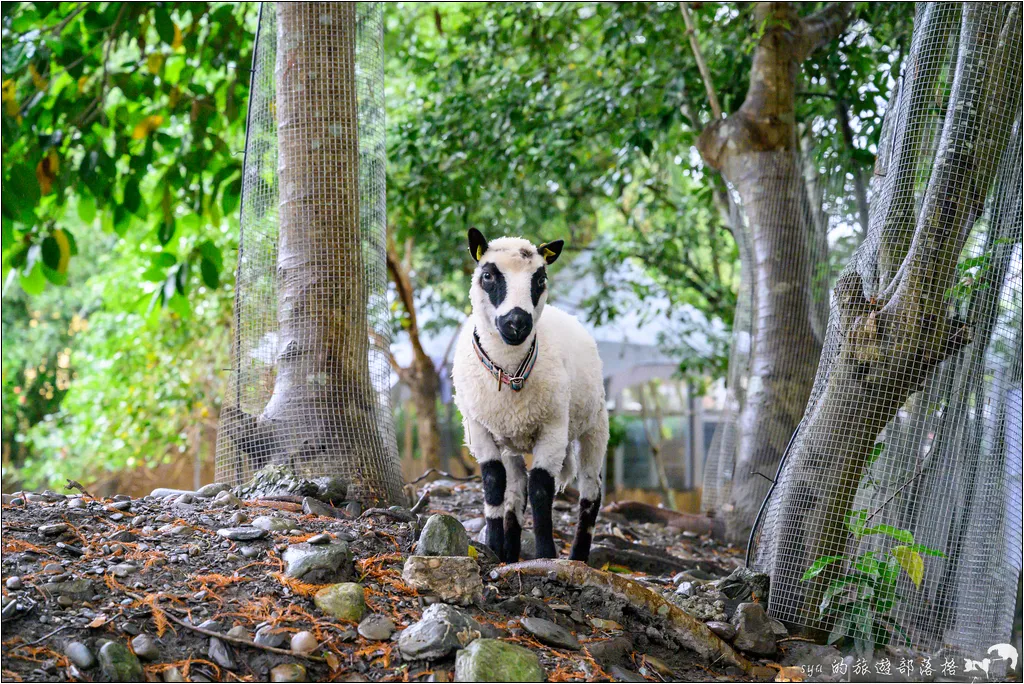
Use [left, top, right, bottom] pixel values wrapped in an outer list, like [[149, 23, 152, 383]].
[[409, 491, 430, 515], [409, 468, 479, 484], [360, 508, 416, 523], [64, 479, 94, 499], [10, 625, 72, 649]]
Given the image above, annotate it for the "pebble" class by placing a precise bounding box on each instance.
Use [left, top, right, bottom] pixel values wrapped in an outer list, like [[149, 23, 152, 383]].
[[226, 625, 251, 641], [228, 511, 248, 526], [211, 490, 243, 509], [10, 497, 25, 506], [150, 488, 194, 499], [290, 631, 319, 654], [39, 523, 69, 535], [271, 664, 308, 682], [174, 493, 195, 506], [209, 637, 236, 669], [64, 641, 96, 669], [43, 562, 64, 574], [67, 498, 86, 509], [357, 614, 396, 641], [109, 500, 132, 511], [131, 634, 160, 661], [130, 516, 147, 527], [344, 502, 361, 517], [216, 526, 269, 541], [283, 542, 352, 583], [57, 595, 74, 608], [98, 641, 144, 681], [415, 514, 470, 557], [520, 616, 581, 651], [6, 576, 23, 590], [163, 666, 186, 682], [314, 583, 366, 622], [241, 546, 261, 559], [302, 496, 340, 519], [308, 533, 331, 545], [195, 482, 232, 498], [254, 625, 288, 648], [706, 620, 737, 641], [251, 516, 295, 532], [111, 563, 139, 577], [398, 603, 481, 660]]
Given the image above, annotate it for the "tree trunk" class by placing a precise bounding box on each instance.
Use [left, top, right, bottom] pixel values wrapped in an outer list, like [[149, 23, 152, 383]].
[[228, 3, 404, 505], [764, 3, 1021, 637], [697, 3, 851, 543]]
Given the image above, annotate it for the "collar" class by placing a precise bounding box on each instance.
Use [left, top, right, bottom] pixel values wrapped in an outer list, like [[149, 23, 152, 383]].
[[472, 329, 539, 392]]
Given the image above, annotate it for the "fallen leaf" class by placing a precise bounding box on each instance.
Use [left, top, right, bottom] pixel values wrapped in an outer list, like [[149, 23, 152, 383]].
[[87, 613, 109, 629], [589, 617, 623, 631], [775, 665, 805, 682]]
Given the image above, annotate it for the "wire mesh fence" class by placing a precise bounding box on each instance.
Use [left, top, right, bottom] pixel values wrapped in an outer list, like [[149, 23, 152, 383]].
[[216, 2, 404, 505], [750, 2, 1022, 656]]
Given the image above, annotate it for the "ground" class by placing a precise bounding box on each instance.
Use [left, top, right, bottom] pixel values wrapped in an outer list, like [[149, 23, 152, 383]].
[[1, 477, 787, 683]]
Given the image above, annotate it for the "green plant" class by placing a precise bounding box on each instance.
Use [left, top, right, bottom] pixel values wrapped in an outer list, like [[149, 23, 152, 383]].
[[801, 511, 945, 653]]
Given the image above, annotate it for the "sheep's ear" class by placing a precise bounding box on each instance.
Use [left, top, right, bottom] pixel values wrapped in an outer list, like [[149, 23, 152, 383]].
[[468, 227, 489, 262], [537, 239, 564, 265]]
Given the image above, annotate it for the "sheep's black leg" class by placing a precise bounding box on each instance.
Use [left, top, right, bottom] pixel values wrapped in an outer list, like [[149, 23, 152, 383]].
[[481, 460, 506, 561], [569, 494, 601, 562], [528, 468, 557, 558], [504, 510, 522, 563]]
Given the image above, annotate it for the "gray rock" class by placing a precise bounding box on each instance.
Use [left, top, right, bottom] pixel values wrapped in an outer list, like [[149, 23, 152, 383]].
[[731, 602, 777, 655], [110, 563, 138, 577], [770, 617, 788, 639], [233, 464, 321, 501], [402, 556, 482, 606], [463, 517, 486, 534], [283, 542, 352, 583], [64, 641, 95, 669], [241, 546, 261, 559], [705, 620, 737, 641], [315, 475, 349, 504], [216, 527, 268, 541], [608, 665, 647, 682], [208, 637, 236, 669], [520, 616, 581, 650], [150, 488, 194, 499], [251, 516, 294, 532], [254, 625, 288, 649], [344, 501, 361, 517], [98, 641, 144, 682], [398, 603, 482, 661], [67, 498, 87, 509], [357, 614, 395, 641], [162, 666, 186, 682], [313, 583, 365, 622], [131, 634, 160, 661], [227, 511, 248, 526], [416, 514, 470, 557], [308, 533, 331, 545], [584, 636, 633, 668], [42, 578, 93, 600], [226, 625, 251, 641], [210, 490, 243, 509], [6, 576, 23, 590], [303, 497, 341, 518], [195, 482, 232, 498], [174, 493, 195, 506], [271, 664, 308, 682], [39, 523, 69, 536], [454, 638, 544, 682]]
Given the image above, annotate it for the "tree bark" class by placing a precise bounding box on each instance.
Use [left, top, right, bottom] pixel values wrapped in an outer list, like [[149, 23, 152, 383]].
[[696, 3, 851, 543], [765, 3, 1022, 637], [226, 3, 404, 505]]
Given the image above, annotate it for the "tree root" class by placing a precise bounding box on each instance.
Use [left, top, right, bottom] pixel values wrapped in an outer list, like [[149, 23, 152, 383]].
[[490, 560, 772, 678], [601, 501, 725, 537], [409, 468, 480, 484]]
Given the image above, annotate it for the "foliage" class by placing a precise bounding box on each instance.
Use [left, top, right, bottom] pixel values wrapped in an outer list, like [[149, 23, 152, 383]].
[[802, 514, 945, 653]]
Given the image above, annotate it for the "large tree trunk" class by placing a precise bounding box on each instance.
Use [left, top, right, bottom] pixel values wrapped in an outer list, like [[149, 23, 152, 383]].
[[697, 3, 851, 543], [228, 3, 404, 505], [765, 3, 1021, 638]]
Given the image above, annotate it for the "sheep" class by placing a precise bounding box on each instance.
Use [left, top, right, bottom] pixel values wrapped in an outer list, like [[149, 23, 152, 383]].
[[451, 228, 608, 563]]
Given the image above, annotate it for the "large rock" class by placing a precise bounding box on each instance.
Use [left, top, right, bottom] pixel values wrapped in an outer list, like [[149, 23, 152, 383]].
[[302, 497, 342, 519], [416, 514, 470, 557], [251, 516, 295, 533], [314, 583, 366, 622], [398, 604, 482, 660], [731, 602, 777, 656], [283, 542, 352, 583], [454, 639, 544, 682], [358, 614, 396, 641], [520, 616, 580, 651], [98, 641, 145, 682], [42, 578, 93, 600], [195, 482, 232, 498], [402, 556, 482, 606]]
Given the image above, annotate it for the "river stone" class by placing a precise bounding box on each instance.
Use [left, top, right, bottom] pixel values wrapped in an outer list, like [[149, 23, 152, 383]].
[[731, 602, 777, 655], [313, 583, 365, 622], [42, 578, 93, 600], [520, 616, 581, 650], [402, 556, 482, 606], [254, 625, 288, 649], [131, 634, 160, 661], [398, 603, 482, 661], [210, 490, 243, 509], [98, 641, 144, 682], [216, 526, 268, 541], [358, 614, 395, 641], [416, 514, 470, 557], [251, 516, 294, 532], [283, 542, 352, 583], [208, 636, 236, 669], [150, 488, 194, 499], [454, 639, 544, 682], [196, 482, 232, 498], [64, 641, 95, 669], [39, 523, 69, 536], [302, 497, 341, 519], [271, 664, 308, 682], [290, 631, 318, 654], [706, 620, 737, 641]]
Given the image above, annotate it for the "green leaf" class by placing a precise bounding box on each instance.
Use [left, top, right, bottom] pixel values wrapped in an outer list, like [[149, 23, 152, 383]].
[[892, 546, 924, 588], [903, 544, 946, 558], [801, 555, 846, 582], [867, 441, 885, 465], [845, 509, 868, 537], [77, 194, 97, 223], [862, 524, 914, 544], [158, 217, 176, 245], [123, 181, 142, 215], [200, 256, 220, 289], [19, 260, 47, 295], [154, 7, 176, 45]]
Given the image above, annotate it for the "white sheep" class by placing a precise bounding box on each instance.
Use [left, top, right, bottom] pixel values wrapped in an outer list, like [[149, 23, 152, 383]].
[[451, 228, 608, 563]]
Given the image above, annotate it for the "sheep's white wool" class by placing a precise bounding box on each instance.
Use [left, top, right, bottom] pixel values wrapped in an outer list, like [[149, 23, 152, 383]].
[[452, 236, 608, 533]]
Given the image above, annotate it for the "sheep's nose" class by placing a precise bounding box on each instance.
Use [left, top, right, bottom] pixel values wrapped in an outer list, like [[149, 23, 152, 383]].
[[497, 307, 533, 345]]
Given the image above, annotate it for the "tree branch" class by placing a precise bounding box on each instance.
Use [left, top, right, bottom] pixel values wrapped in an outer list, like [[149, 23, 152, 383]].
[[678, 2, 722, 120], [802, 2, 855, 55]]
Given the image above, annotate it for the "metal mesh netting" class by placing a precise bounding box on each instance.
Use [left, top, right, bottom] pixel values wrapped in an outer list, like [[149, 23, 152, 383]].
[[216, 2, 404, 505], [751, 2, 1022, 655]]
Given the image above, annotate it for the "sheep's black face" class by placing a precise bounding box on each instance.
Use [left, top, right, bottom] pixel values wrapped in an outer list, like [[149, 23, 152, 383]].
[[467, 228, 563, 347]]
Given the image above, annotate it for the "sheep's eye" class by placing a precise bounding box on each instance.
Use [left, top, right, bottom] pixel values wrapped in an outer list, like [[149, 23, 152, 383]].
[[481, 272, 493, 283]]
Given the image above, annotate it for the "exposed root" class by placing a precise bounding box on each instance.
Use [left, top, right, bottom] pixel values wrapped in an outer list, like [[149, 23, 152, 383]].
[[490, 560, 772, 678]]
